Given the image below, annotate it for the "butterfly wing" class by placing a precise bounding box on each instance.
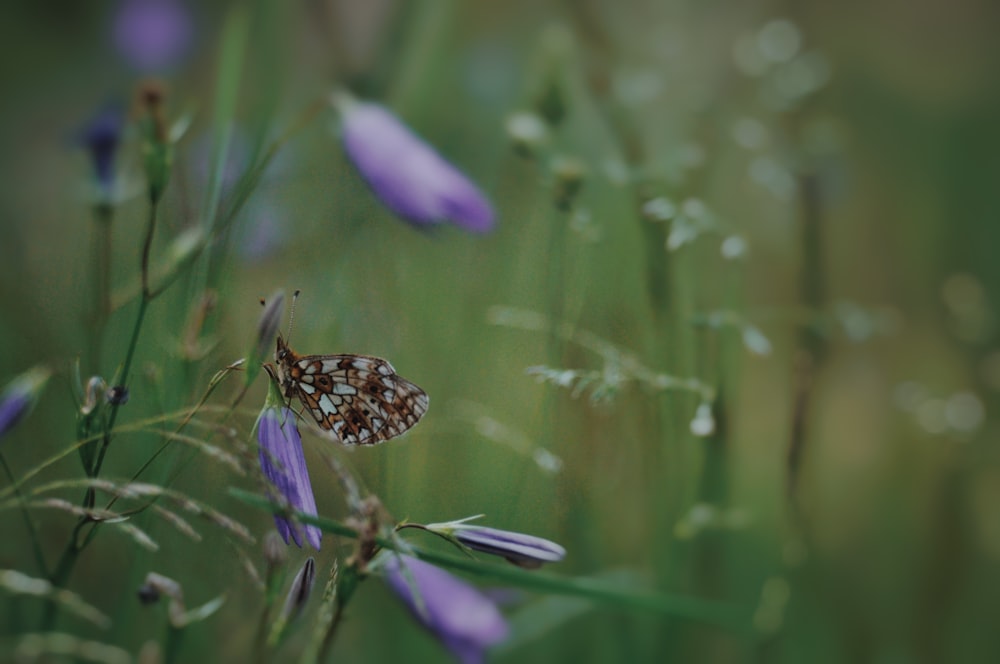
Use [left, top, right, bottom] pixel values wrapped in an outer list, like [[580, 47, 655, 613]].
[[287, 353, 429, 445]]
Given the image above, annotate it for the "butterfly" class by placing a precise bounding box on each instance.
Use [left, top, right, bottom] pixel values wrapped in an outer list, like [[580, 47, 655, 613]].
[[274, 334, 429, 445]]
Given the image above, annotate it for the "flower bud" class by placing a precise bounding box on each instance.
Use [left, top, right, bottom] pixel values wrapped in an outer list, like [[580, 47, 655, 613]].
[[0, 366, 52, 439], [424, 516, 566, 569], [245, 291, 285, 386], [136, 80, 173, 204]]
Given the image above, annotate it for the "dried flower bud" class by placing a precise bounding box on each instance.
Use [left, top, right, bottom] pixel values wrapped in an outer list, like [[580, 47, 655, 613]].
[[505, 111, 549, 159], [551, 157, 586, 212], [263, 531, 288, 567], [81, 376, 108, 416], [136, 80, 172, 204], [532, 25, 573, 127], [106, 386, 130, 406], [137, 583, 161, 605]]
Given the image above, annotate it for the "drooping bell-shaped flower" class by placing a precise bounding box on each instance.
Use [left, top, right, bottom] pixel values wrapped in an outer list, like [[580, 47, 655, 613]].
[[381, 553, 508, 664], [336, 95, 495, 233], [255, 376, 322, 550]]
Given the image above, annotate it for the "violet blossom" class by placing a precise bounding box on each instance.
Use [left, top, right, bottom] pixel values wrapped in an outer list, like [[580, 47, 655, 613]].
[[381, 553, 508, 664], [337, 95, 495, 233], [114, 0, 194, 72], [256, 378, 322, 550]]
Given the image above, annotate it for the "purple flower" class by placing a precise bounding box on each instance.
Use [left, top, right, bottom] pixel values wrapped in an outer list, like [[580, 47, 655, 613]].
[[79, 104, 125, 198], [256, 381, 322, 550], [382, 554, 508, 664], [337, 96, 495, 233], [0, 367, 51, 439], [427, 517, 566, 569], [114, 0, 194, 72]]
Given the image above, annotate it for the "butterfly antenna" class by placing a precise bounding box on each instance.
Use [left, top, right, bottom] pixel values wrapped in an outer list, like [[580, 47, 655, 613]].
[[286, 289, 301, 345]]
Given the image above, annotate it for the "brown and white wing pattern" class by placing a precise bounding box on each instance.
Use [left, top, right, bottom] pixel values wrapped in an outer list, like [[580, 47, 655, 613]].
[[283, 353, 428, 445]]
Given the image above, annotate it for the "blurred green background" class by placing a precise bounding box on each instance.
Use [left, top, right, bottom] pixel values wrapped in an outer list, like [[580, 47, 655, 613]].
[[2, 0, 1000, 661]]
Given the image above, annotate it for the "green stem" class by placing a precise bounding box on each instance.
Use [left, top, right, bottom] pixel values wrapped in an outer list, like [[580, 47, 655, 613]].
[[92, 197, 157, 482], [90, 294, 149, 483], [313, 562, 355, 663], [41, 518, 91, 630], [315, 597, 347, 663], [0, 452, 49, 577], [89, 203, 114, 373], [164, 625, 184, 664], [47, 200, 159, 628], [787, 172, 825, 512], [141, 201, 159, 298], [252, 588, 274, 664]]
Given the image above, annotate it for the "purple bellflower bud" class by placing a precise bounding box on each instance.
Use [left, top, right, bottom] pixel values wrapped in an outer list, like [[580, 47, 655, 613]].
[[381, 553, 508, 664], [79, 103, 125, 200], [256, 376, 322, 550], [426, 516, 566, 569], [280, 557, 316, 623], [0, 366, 52, 439], [114, 0, 194, 73], [245, 290, 285, 387], [336, 94, 495, 233]]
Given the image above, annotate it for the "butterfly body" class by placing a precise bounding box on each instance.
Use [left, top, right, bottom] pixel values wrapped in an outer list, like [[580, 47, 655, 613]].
[[275, 335, 428, 445]]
